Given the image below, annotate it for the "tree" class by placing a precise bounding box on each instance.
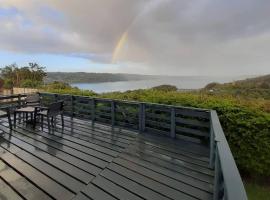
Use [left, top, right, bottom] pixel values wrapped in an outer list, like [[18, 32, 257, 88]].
[[0, 63, 47, 88]]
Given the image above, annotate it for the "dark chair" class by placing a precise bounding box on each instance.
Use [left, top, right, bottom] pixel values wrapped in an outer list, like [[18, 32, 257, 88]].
[[0, 108, 12, 129], [39, 101, 64, 132], [23, 93, 41, 107], [14, 93, 41, 127]]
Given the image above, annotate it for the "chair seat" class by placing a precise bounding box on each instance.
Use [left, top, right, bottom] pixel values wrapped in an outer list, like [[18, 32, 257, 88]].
[[15, 107, 36, 113], [39, 110, 48, 115]]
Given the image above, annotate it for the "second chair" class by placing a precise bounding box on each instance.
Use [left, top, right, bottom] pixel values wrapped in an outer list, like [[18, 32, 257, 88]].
[[39, 101, 64, 132]]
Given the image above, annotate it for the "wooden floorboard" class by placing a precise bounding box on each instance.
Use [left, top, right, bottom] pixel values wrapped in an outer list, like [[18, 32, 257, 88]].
[[0, 116, 214, 200]]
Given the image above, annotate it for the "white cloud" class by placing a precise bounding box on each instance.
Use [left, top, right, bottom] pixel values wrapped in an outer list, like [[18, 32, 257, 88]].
[[0, 0, 269, 75]]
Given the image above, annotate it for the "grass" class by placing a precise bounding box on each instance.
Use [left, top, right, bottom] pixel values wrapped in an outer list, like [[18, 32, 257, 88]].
[[245, 180, 270, 200]]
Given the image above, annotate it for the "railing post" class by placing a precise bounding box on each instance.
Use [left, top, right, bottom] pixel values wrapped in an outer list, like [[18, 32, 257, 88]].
[[91, 98, 95, 125], [214, 149, 222, 200], [170, 107, 176, 138], [111, 101, 115, 126], [71, 95, 75, 118], [54, 93, 58, 102], [18, 94, 22, 108], [209, 120, 215, 168], [139, 103, 145, 133]]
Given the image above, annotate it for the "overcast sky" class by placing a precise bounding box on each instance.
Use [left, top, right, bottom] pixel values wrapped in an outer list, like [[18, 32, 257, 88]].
[[0, 0, 269, 76]]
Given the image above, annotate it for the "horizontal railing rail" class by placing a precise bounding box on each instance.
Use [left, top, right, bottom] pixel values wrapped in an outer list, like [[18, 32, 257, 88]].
[[39, 92, 211, 143], [210, 110, 247, 200]]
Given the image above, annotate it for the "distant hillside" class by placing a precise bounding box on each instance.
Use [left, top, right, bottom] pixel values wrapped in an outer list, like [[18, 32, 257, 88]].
[[45, 72, 157, 83], [204, 74, 270, 99]]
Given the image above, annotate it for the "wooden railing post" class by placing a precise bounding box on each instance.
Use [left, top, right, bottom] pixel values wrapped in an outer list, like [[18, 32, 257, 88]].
[[209, 121, 215, 168], [111, 101, 115, 126], [91, 98, 96, 125], [18, 94, 22, 108], [170, 107, 176, 138], [139, 103, 145, 133], [54, 93, 58, 102], [214, 149, 222, 200], [71, 95, 75, 118]]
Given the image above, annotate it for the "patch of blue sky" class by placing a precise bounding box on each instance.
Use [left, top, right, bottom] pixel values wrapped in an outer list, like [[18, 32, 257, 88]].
[[39, 6, 65, 22], [0, 7, 19, 17], [0, 51, 117, 73]]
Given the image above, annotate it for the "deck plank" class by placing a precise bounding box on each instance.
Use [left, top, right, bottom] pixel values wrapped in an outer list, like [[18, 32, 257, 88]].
[[0, 177, 24, 200], [0, 147, 75, 200], [0, 159, 52, 200], [0, 116, 214, 200], [0, 126, 93, 184]]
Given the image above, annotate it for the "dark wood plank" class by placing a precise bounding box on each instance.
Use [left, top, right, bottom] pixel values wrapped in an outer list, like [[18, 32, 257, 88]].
[[72, 193, 91, 200], [0, 125, 101, 176], [105, 163, 197, 200], [0, 126, 93, 184], [0, 147, 74, 200], [113, 158, 212, 200], [120, 153, 213, 192], [12, 125, 108, 169], [122, 151, 213, 183], [0, 137, 86, 193], [125, 145, 214, 176], [92, 176, 143, 200], [24, 125, 114, 162], [82, 183, 117, 200], [0, 177, 24, 200]]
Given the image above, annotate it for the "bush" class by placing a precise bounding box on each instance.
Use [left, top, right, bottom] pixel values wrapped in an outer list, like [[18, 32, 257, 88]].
[[21, 79, 42, 88], [3, 79, 13, 89], [152, 84, 178, 92]]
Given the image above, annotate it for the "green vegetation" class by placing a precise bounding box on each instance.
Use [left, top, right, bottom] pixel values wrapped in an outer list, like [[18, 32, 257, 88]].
[[42, 81, 96, 96], [245, 179, 270, 200], [0, 63, 46, 89], [204, 74, 270, 99], [152, 84, 178, 92]]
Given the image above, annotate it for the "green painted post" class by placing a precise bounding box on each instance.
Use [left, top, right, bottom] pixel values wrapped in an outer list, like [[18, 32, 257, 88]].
[[139, 103, 145, 133], [111, 101, 115, 126], [214, 149, 221, 200], [170, 107, 176, 138], [209, 119, 215, 168], [91, 98, 95, 125]]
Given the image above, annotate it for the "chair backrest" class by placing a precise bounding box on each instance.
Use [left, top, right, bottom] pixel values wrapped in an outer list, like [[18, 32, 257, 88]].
[[47, 101, 64, 116], [25, 93, 41, 106]]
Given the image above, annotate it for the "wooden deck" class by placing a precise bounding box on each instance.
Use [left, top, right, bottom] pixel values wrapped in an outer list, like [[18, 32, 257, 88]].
[[0, 116, 214, 200]]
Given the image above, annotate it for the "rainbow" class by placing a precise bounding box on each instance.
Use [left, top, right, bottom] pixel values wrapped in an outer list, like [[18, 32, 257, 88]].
[[111, 0, 170, 63]]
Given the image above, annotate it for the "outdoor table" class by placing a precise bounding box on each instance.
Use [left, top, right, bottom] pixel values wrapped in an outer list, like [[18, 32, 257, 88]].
[[14, 106, 40, 128]]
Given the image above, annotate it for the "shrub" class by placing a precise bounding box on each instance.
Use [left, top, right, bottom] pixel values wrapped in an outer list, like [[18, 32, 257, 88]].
[[152, 84, 178, 92]]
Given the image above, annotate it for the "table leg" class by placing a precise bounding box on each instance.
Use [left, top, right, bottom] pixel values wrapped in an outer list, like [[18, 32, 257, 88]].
[[13, 112, 16, 127]]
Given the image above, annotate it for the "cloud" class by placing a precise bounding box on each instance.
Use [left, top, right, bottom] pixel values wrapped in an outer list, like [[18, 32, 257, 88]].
[[0, 0, 269, 75]]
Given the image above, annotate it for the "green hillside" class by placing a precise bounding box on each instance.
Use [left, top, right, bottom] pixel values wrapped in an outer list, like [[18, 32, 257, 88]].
[[204, 74, 270, 99]]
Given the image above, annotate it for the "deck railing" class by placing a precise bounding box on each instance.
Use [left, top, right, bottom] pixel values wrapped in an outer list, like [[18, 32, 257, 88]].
[[209, 111, 247, 200], [0, 92, 247, 200]]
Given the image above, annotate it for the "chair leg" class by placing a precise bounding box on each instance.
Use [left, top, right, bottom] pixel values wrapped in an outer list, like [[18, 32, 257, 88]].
[[41, 115, 44, 130], [7, 112, 12, 130], [47, 116, 51, 133], [61, 114, 64, 127], [51, 117, 54, 127], [13, 112, 16, 128]]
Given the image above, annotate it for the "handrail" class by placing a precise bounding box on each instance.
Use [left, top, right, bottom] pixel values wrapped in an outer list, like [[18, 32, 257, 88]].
[[210, 110, 247, 200], [40, 92, 210, 112]]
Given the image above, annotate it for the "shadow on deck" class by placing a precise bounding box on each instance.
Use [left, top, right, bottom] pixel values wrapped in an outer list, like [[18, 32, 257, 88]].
[[0, 116, 213, 200]]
